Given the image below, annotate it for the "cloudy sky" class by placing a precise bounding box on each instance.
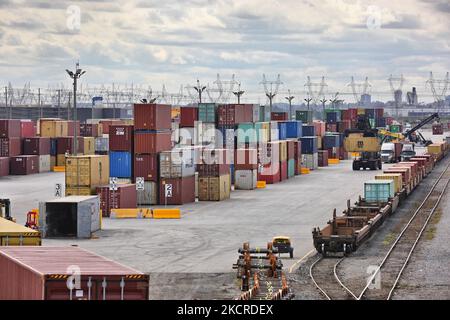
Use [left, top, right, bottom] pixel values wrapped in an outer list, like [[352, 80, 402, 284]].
[[0, 0, 449, 102]]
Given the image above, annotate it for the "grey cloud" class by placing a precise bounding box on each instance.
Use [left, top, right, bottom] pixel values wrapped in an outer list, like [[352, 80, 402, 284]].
[[383, 14, 422, 29]]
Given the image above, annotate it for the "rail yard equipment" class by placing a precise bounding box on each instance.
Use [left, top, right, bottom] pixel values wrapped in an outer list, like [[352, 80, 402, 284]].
[[271, 236, 294, 259], [0, 199, 15, 222]]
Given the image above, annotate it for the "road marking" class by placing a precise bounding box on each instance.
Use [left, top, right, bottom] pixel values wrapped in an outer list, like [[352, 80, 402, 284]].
[[289, 249, 315, 273]]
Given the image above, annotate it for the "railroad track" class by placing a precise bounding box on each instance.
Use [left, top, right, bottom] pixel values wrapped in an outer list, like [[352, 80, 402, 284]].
[[358, 159, 450, 300], [309, 256, 358, 300]]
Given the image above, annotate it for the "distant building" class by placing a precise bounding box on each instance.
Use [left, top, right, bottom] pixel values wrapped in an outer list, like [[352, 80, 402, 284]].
[[446, 95, 450, 107], [394, 90, 402, 105], [407, 87, 418, 105], [360, 94, 371, 106]]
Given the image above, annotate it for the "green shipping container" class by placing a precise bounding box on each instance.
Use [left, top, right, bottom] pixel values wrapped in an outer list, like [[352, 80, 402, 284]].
[[198, 103, 217, 123], [389, 124, 401, 133], [288, 159, 295, 178], [369, 119, 376, 129], [296, 110, 313, 123], [237, 123, 257, 144], [364, 180, 395, 203]]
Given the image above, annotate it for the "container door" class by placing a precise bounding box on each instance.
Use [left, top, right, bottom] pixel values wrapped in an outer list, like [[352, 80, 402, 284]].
[[95, 277, 149, 300], [45, 278, 98, 300]]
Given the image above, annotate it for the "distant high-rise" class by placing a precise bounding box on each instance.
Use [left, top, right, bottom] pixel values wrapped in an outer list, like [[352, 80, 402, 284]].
[[361, 93, 371, 106], [394, 90, 402, 106], [407, 87, 418, 105]]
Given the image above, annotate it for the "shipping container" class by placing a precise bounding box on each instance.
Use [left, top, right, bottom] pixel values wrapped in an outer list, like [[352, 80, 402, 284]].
[[96, 184, 137, 217], [364, 180, 395, 203], [134, 104, 171, 131], [296, 110, 313, 123], [39, 196, 100, 239], [66, 121, 80, 137], [83, 137, 95, 155], [270, 121, 279, 142], [0, 137, 21, 157], [159, 148, 195, 178], [197, 164, 230, 177], [313, 121, 326, 137], [177, 127, 196, 146], [0, 217, 41, 246], [80, 123, 100, 137], [365, 109, 376, 119], [280, 160, 288, 181], [95, 137, 109, 153], [258, 163, 281, 184], [278, 122, 287, 140], [318, 150, 329, 167], [343, 134, 380, 153], [0, 157, 9, 177], [200, 148, 232, 165], [198, 174, 231, 201], [326, 123, 337, 132], [0, 119, 21, 138], [300, 136, 318, 154], [326, 111, 340, 123], [23, 137, 51, 155], [217, 104, 250, 126], [109, 125, 134, 152], [383, 168, 410, 186], [0, 246, 149, 300], [341, 109, 358, 121], [180, 107, 198, 127], [198, 103, 218, 123], [10, 155, 39, 175], [195, 122, 217, 147], [98, 120, 124, 135], [56, 137, 84, 155], [134, 131, 172, 154], [287, 159, 295, 178], [50, 156, 56, 170], [375, 174, 402, 194], [235, 148, 258, 170], [56, 154, 66, 167], [38, 155, 51, 173], [109, 151, 132, 178], [258, 141, 280, 165], [375, 108, 384, 119], [40, 120, 67, 138], [337, 120, 351, 133], [19, 120, 36, 138], [285, 121, 302, 138], [432, 124, 444, 135], [159, 176, 195, 205], [137, 181, 158, 205], [65, 155, 109, 192], [323, 134, 340, 149], [134, 154, 158, 182], [234, 170, 257, 190], [50, 138, 57, 156], [279, 140, 288, 162], [302, 153, 318, 170], [217, 125, 235, 149], [271, 112, 288, 121], [302, 125, 316, 136], [236, 123, 257, 145]]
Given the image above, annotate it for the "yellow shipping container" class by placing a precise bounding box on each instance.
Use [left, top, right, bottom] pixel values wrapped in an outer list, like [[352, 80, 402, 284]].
[[40, 119, 67, 137], [65, 187, 93, 196], [279, 141, 287, 162], [83, 137, 95, 155], [57, 154, 66, 167], [65, 155, 109, 192], [0, 217, 41, 246], [375, 174, 402, 193], [357, 108, 366, 115], [344, 133, 380, 152], [427, 144, 442, 155], [198, 175, 231, 201], [121, 119, 134, 126], [171, 106, 181, 119], [50, 156, 56, 170], [317, 136, 323, 150]]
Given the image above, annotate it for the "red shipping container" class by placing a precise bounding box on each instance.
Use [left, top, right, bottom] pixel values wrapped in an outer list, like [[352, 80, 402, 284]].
[[159, 176, 195, 205], [23, 137, 51, 155], [0, 247, 149, 300], [337, 120, 351, 133], [318, 150, 329, 167], [66, 121, 80, 137], [134, 104, 171, 131], [0, 157, 9, 177], [258, 163, 281, 184], [384, 168, 410, 186], [280, 160, 287, 181], [0, 138, 22, 157], [218, 104, 251, 126], [235, 148, 258, 170], [342, 109, 358, 121], [326, 123, 337, 132], [432, 124, 444, 135], [96, 184, 137, 217], [287, 140, 295, 160], [395, 162, 417, 178], [99, 120, 124, 135], [180, 107, 198, 127], [56, 137, 84, 155], [385, 117, 394, 126], [197, 164, 230, 177], [20, 120, 37, 138], [243, 104, 254, 123], [80, 124, 99, 137], [10, 155, 39, 175], [109, 125, 134, 152], [0, 119, 21, 138], [294, 159, 300, 175], [294, 140, 302, 160], [375, 108, 384, 118], [134, 154, 158, 181], [134, 132, 172, 154], [271, 112, 288, 121]]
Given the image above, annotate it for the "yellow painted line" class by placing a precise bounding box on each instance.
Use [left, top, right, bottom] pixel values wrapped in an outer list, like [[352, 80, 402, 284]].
[[289, 249, 315, 273]]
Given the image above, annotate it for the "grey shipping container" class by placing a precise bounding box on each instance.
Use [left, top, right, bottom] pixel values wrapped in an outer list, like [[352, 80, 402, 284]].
[[95, 137, 109, 152], [234, 170, 257, 190], [38, 155, 51, 173], [39, 196, 101, 239], [137, 181, 158, 205], [159, 148, 195, 179]]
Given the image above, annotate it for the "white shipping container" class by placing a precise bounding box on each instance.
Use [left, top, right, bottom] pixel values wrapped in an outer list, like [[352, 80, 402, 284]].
[[196, 121, 217, 147], [95, 137, 109, 152], [160, 148, 196, 178], [137, 181, 158, 205], [302, 153, 318, 170], [38, 155, 51, 173], [234, 170, 257, 190], [252, 104, 260, 123], [270, 121, 279, 142]]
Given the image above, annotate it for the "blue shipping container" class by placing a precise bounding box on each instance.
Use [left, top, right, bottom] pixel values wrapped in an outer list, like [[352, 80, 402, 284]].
[[278, 122, 287, 140], [285, 121, 303, 138], [50, 138, 57, 156], [230, 164, 235, 184], [109, 151, 132, 178], [326, 112, 340, 123], [300, 136, 318, 154], [302, 125, 316, 136], [323, 134, 340, 149]]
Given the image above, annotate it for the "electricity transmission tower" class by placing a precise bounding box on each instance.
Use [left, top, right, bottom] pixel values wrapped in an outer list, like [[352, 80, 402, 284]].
[[347, 76, 372, 104], [260, 74, 282, 114], [388, 74, 405, 118], [304, 76, 328, 106], [426, 72, 449, 112], [212, 74, 238, 103], [186, 80, 207, 103]]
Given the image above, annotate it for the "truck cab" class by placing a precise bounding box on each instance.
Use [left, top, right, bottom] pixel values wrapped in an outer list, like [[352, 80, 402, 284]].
[[401, 143, 416, 161], [381, 143, 395, 163]]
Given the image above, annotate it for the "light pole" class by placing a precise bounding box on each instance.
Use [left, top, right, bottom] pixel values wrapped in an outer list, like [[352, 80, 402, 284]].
[[285, 90, 295, 120], [233, 82, 245, 104], [66, 62, 86, 156], [194, 80, 206, 103]]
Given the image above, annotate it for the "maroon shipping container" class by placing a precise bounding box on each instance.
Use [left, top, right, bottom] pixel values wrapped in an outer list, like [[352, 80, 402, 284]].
[[326, 123, 337, 132], [235, 148, 258, 170], [342, 109, 358, 121], [337, 120, 351, 133], [134, 132, 172, 154], [109, 125, 134, 152], [180, 107, 198, 127], [217, 104, 249, 126], [134, 154, 158, 181], [318, 150, 329, 167], [258, 163, 281, 184], [294, 140, 302, 160], [0, 247, 149, 300], [294, 159, 300, 175], [0, 119, 21, 138], [99, 120, 124, 135], [280, 160, 288, 181], [375, 108, 384, 119], [96, 184, 137, 217], [134, 104, 171, 131], [159, 176, 195, 205], [432, 124, 444, 135], [0, 137, 22, 157], [80, 124, 99, 137], [287, 140, 295, 160], [23, 137, 51, 155], [66, 121, 80, 137], [56, 137, 84, 155], [0, 157, 9, 177], [271, 112, 288, 121], [20, 120, 37, 138], [10, 155, 39, 175], [197, 164, 230, 177]]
